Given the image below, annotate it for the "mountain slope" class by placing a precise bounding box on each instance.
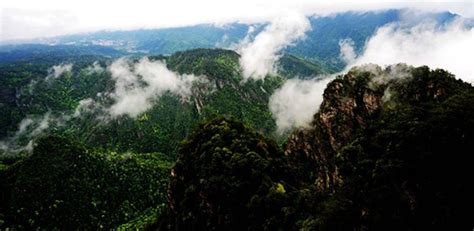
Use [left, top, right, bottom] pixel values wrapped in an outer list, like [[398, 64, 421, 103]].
[[159, 64, 474, 230], [284, 64, 474, 229], [2, 63, 472, 230], [1, 135, 172, 229], [1, 48, 330, 156], [276, 54, 335, 77], [0, 44, 124, 63]]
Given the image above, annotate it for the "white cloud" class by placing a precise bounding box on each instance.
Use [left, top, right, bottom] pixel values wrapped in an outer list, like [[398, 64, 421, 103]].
[[339, 38, 357, 64], [30, 112, 52, 137], [238, 11, 311, 80], [73, 98, 96, 118], [269, 76, 333, 133], [85, 61, 104, 74], [346, 19, 474, 83], [0, 57, 203, 155], [106, 57, 198, 117], [0, 112, 53, 154], [46, 63, 73, 80], [2, 0, 471, 42]]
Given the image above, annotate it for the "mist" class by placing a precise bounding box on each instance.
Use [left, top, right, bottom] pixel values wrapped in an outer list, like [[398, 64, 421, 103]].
[[1, 1, 472, 42], [0, 57, 203, 155], [85, 61, 104, 74], [0, 112, 53, 154], [106, 58, 199, 117], [269, 77, 333, 133], [269, 16, 473, 133], [73, 57, 203, 119], [345, 19, 474, 83], [238, 11, 310, 80], [46, 63, 73, 80]]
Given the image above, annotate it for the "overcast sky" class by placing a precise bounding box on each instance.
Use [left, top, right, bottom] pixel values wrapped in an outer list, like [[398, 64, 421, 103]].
[[0, 0, 473, 42]]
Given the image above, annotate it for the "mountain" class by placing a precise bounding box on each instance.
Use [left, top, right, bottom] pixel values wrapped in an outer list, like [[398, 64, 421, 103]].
[[0, 5, 470, 230], [31, 23, 256, 54], [161, 116, 290, 230], [4, 9, 459, 70], [1, 47, 472, 229], [285, 10, 459, 69], [158, 64, 473, 230], [0, 47, 330, 229], [276, 54, 336, 77], [0, 44, 124, 63], [1, 48, 332, 157]]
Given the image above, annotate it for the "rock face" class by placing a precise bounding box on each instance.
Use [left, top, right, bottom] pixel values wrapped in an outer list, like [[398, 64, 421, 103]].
[[283, 64, 473, 229], [285, 64, 472, 192], [285, 67, 385, 190]]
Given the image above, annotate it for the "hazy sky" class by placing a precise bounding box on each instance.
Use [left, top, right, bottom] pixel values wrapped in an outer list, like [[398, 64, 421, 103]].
[[0, 0, 473, 42]]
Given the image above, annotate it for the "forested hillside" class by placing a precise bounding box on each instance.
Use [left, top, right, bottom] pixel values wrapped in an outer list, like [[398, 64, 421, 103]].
[[157, 64, 473, 230], [1, 0, 472, 229], [0, 47, 329, 228], [1, 60, 471, 229], [2, 48, 315, 157]]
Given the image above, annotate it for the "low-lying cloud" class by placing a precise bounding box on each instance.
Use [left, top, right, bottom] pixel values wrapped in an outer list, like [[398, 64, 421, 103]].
[[2, 1, 472, 43], [1, 58, 203, 155], [48, 63, 73, 79], [106, 58, 198, 117], [238, 12, 311, 80], [271, 18, 473, 133], [0, 112, 54, 154], [85, 61, 104, 74], [339, 38, 357, 64], [74, 57, 203, 119], [344, 19, 474, 83], [269, 77, 333, 134]]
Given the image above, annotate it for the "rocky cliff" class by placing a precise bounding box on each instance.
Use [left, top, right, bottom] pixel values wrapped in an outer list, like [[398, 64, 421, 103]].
[[285, 64, 474, 220]]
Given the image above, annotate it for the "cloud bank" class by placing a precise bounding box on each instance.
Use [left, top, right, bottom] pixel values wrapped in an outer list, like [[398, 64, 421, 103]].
[[339, 38, 357, 64], [72, 58, 201, 119], [238, 12, 311, 80], [269, 77, 333, 133], [1, 1, 472, 42], [0, 112, 54, 154], [106, 58, 198, 117], [1, 58, 202, 155], [85, 61, 104, 74], [271, 18, 473, 133], [47, 63, 73, 79], [345, 19, 474, 83]]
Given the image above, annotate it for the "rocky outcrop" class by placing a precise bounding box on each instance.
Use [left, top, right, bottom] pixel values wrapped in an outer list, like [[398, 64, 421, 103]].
[[284, 64, 470, 191], [285, 68, 386, 190]]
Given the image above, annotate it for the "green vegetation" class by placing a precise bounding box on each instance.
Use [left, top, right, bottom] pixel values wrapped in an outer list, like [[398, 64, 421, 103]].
[[159, 117, 294, 230], [1, 45, 471, 230], [277, 54, 335, 77], [331, 66, 473, 229], [1, 48, 298, 156], [1, 136, 172, 229], [157, 64, 473, 230], [0, 44, 124, 63]]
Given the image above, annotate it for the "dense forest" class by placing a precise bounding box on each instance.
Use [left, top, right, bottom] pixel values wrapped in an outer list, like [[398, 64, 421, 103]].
[[154, 64, 473, 230], [1, 45, 472, 229], [0, 47, 328, 228], [0, 49, 292, 157]]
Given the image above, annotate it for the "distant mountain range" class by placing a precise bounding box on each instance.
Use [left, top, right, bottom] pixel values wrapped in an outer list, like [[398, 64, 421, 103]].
[[1, 9, 462, 70]]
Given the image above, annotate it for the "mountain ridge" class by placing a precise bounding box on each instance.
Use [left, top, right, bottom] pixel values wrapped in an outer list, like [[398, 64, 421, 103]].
[[1, 9, 461, 70]]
